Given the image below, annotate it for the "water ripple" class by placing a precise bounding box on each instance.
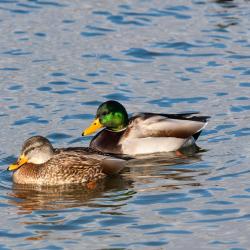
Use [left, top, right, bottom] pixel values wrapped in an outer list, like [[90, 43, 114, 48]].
[[149, 97, 207, 107], [0, 0, 250, 249], [12, 116, 48, 126]]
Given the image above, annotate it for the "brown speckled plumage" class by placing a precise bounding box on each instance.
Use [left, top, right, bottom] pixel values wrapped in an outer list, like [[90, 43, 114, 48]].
[[10, 136, 125, 186], [13, 151, 104, 185]]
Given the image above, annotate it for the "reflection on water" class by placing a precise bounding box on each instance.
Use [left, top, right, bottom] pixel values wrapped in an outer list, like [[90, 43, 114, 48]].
[[0, 0, 250, 249], [5, 149, 204, 212], [1, 152, 211, 248], [214, 0, 238, 9], [8, 176, 133, 212], [125, 149, 208, 194]]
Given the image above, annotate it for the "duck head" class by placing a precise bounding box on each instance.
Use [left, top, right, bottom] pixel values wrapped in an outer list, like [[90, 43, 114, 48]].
[[8, 136, 54, 171], [82, 100, 129, 136]]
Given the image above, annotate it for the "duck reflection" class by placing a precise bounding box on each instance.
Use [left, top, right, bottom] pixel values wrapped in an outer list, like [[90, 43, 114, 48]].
[[212, 0, 239, 29], [7, 146, 208, 212], [214, 0, 238, 8], [123, 147, 209, 192], [8, 175, 133, 213]]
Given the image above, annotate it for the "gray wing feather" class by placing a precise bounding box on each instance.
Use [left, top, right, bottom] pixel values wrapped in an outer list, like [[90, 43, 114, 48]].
[[128, 115, 207, 139]]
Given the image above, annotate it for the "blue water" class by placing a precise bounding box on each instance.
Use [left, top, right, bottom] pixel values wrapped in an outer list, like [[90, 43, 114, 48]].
[[0, 0, 250, 249]]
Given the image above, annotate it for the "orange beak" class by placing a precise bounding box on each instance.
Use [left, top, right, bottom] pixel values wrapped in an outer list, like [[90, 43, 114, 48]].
[[8, 154, 28, 171], [82, 118, 103, 136]]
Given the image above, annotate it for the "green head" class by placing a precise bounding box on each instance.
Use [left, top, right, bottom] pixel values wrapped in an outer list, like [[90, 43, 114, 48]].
[[97, 100, 129, 130], [82, 100, 129, 135]]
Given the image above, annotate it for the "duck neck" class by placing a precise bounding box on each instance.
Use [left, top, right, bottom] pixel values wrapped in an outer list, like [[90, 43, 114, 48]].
[[106, 126, 127, 133]]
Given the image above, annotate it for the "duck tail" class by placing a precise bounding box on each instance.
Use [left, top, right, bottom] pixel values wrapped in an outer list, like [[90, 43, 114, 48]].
[[193, 130, 202, 141]]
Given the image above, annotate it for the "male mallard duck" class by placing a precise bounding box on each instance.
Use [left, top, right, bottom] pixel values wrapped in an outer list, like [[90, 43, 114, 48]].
[[82, 100, 210, 155], [8, 136, 125, 185]]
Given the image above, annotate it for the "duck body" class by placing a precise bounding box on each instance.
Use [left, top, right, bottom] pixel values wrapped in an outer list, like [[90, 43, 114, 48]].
[[8, 136, 125, 185], [83, 101, 210, 155], [12, 149, 105, 185]]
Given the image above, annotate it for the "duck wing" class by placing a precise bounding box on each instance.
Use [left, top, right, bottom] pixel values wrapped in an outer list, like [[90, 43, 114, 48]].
[[55, 147, 127, 175], [127, 113, 209, 139], [50, 151, 103, 177], [137, 112, 210, 122], [100, 158, 126, 175]]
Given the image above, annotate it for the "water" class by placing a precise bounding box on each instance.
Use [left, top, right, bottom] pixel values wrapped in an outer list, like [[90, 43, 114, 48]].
[[0, 0, 250, 249]]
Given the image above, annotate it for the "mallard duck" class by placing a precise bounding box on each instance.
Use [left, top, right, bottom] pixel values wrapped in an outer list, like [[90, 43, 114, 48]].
[[82, 100, 210, 155], [8, 136, 126, 185]]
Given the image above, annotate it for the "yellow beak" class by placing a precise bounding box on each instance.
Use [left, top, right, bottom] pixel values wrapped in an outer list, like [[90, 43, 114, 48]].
[[82, 118, 103, 136], [8, 154, 28, 171]]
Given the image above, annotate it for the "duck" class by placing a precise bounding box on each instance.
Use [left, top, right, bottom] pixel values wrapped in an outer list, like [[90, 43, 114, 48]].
[[8, 136, 126, 185], [82, 100, 210, 155]]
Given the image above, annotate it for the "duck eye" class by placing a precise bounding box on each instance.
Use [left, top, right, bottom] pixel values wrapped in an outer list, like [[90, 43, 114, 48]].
[[23, 146, 35, 156]]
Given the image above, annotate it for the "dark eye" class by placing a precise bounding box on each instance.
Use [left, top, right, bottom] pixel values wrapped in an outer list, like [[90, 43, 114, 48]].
[[102, 111, 108, 116], [24, 146, 35, 155]]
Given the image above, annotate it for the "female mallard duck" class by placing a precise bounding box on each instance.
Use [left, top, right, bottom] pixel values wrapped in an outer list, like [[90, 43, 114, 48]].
[[82, 100, 210, 155], [8, 136, 125, 185]]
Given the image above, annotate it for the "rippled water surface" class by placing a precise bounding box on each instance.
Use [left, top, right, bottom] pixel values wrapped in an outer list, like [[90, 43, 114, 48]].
[[0, 0, 250, 249]]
